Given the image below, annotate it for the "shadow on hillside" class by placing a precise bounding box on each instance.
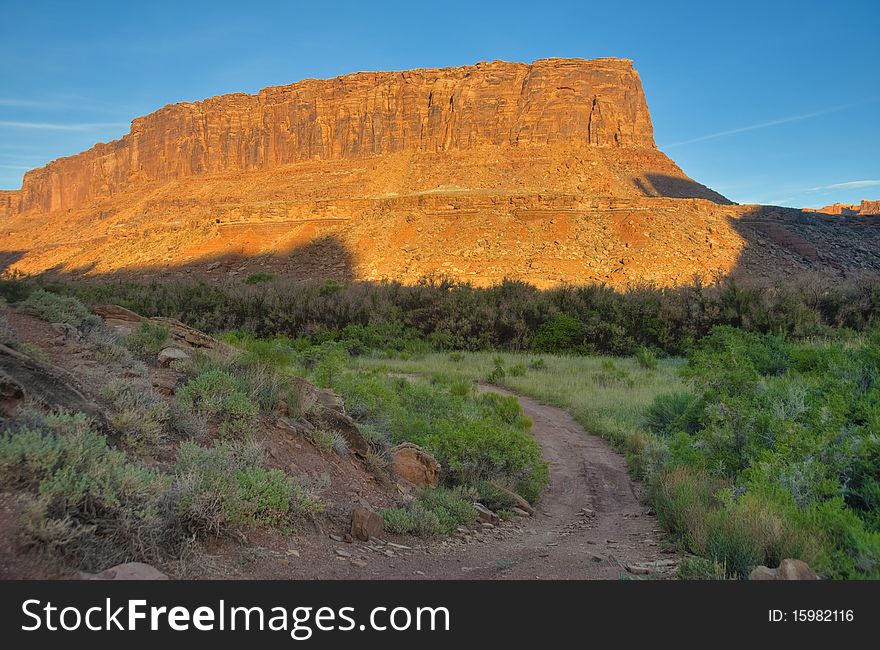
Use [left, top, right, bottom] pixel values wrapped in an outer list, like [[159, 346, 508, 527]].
[[2, 203, 880, 294], [1, 234, 357, 285], [633, 173, 733, 205]]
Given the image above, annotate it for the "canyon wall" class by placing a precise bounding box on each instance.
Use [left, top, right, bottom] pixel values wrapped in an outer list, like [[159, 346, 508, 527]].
[[16, 58, 656, 214]]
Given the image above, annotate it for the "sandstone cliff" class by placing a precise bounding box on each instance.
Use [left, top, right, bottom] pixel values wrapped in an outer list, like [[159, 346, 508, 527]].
[[16, 58, 657, 214], [3, 57, 877, 288]]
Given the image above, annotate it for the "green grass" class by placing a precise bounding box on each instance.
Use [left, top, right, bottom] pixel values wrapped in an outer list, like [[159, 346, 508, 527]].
[[356, 351, 684, 469]]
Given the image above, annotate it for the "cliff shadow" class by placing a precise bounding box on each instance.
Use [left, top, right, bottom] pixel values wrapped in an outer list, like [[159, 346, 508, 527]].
[[633, 173, 733, 205], [722, 203, 880, 288], [0, 234, 356, 286]]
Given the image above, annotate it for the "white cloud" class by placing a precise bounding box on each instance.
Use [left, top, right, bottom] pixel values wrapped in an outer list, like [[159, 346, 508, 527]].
[[0, 120, 128, 131], [665, 99, 879, 148], [807, 179, 880, 191]]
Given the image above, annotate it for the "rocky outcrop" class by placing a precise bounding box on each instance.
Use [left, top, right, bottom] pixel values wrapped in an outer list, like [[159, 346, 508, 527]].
[[14, 58, 655, 214], [0, 342, 108, 430], [749, 558, 819, 580], [814, 201, 880, 216], [861, 200, 880, 215]]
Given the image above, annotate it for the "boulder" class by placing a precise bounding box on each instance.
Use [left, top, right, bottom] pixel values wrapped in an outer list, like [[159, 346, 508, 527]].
[[748, 566, 778, 581], [350, 506, 384, 542], [157, 346, 189, 367], [777, 558, 819, 580], [82, 562, 168, 581], [390, 443, 441, 488], [749, 559, 819, 581]]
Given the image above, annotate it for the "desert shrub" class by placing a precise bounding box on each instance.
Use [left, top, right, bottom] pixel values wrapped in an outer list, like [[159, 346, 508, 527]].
[[123, 321, 170, 359], [22, 289, 101, 332], [528, 357, 547, 370], [244, 272, 275, 285], [648, 328, 880, 578], [101, 378, 170, 449], [176, 369, 258, 438], [305, 427, 335, 453], [288, 477, 326, 519], [174, 441, 305, 528], [381, 488, 476, 537], [415, 487, 478, 533], [0, 413, 173, 570]]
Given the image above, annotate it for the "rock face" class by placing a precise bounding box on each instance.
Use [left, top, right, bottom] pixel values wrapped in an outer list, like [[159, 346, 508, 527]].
[[14, 58, 655, 214]]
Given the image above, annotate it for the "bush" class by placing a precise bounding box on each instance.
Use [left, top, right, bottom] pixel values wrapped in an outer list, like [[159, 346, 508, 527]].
[[123, 322, 170, 359], [22, 289, 101, 332], [0, 413, 173, 570], [244, 272, 275, 285], [533, 313, 584, 353], [176, 369, 258, 438], [644, 391, 696, 437], [381, 488, 476, 537], [336, 372, 548, 502]]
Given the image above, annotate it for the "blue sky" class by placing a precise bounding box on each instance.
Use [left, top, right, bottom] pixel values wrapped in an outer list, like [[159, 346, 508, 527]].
[[1, 0, 877, 208]]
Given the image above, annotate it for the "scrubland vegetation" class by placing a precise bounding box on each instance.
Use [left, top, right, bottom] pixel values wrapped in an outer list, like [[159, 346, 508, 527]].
[[7, 274, 877, 356], [2, 277, 879, 579]]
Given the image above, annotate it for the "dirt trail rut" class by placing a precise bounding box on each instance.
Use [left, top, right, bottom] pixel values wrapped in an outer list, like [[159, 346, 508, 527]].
[[376, 386, 676, 579]]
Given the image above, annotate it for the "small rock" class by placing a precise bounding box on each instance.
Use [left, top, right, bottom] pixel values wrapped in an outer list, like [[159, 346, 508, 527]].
[[350, 559, 368, 568], [625, 564, 651, 575], [286, 549, 300, 557], [335, 548, 352, 558], [473, 502, 500, 525], [329, 534, 344, 542], [157, 347, 189, 367], [81, 562, 168, 581], [343, 533, 353, 543], [511, 507, 531, 517]]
